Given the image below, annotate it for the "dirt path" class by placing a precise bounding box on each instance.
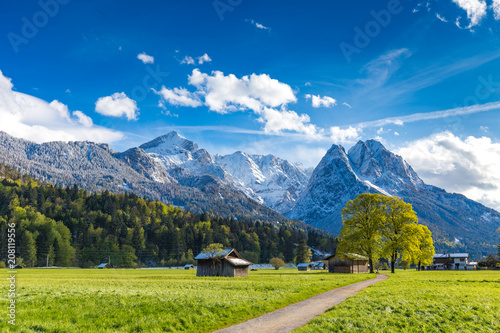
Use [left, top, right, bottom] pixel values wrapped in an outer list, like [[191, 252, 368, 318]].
[[213, 274, 388, 333]]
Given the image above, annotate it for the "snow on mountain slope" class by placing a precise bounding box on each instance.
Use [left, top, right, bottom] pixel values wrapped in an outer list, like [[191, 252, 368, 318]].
[[215, 152, 311, 213], [139, 131, 311, 214]]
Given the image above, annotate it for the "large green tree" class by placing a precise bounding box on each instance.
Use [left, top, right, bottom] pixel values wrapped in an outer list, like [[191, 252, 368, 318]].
[[339, 193, 435, 273], [338, 193, 387, 273], [400, 224, 435, 270], [382, 197, 418, 273]]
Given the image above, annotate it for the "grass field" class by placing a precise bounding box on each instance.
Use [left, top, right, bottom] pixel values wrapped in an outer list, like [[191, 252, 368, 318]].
[[1, 268, 372, 332], [295, 270, 500, 333]]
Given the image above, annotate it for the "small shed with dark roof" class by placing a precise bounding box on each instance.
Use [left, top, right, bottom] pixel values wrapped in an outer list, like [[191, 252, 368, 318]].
[[297, 263, 312, 271], [195, 248, 253, 277], [325, 253, 369, 273]]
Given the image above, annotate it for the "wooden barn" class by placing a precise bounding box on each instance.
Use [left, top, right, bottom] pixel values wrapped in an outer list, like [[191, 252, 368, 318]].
[[297, 263, 312, 271], [195, 249, 253, 277], [184, 264, 195, 270], [325, 253, 369, 273], [97, 263, 110, 269]]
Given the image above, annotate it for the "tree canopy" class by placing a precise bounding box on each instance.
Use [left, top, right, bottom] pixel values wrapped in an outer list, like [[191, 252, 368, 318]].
[[338, 193, 435, 273]]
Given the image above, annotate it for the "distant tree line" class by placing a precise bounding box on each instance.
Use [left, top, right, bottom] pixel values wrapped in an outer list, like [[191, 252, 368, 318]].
[[0, 163, 336, 268]]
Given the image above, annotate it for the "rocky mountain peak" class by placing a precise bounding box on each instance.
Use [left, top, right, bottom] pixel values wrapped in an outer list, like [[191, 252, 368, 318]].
[[139, 131, 198, 155]]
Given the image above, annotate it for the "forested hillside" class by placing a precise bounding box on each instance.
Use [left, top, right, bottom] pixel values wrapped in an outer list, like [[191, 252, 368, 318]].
[[0, 164, 336, 267]]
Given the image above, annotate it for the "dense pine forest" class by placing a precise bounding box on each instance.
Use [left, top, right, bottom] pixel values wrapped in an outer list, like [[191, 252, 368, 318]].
[[0, 164, 336, 268]]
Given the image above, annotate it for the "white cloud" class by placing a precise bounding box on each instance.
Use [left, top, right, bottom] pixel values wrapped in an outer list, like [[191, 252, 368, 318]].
[[197, 53, 212, 64], [95, 92, 139, 121], [154, 87, 202, 108], [180, 54, 212, 65], [452, 0, 487, 29], [357, 49, 411, 92], [329, 126, 360, 143], [394, 131, 400, 136], [157, 69, 321, 137], [342, 102, 352, 109], [0, 70, 122, 144], [305, 82, 311, 87], [480, 125, 489, 132], [65, 89, 71, 94], [436, 13, 448, 22], [73, 111, 93, 127], [257, 107, 321, 137], [355, 101, 500, 129], [137, 52, 154, 64], [187, 69, 297, 113], [305, 94, 337, 108], [493, 0, 500, 20], [246, 19, 271, 31], [180, 56, 195, 65], [398, 132, 500, 211]]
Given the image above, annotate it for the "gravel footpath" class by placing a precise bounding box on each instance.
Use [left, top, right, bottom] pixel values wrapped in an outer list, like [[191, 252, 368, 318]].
[[213, 274, 388, 333]]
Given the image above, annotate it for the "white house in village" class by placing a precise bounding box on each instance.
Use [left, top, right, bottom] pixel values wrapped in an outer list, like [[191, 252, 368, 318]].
[[429, 253, 476, 270]]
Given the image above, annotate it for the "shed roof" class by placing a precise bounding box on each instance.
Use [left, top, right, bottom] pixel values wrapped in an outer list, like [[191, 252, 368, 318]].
[[297, 263, 312, 268], [195, 249, 233, 260], [325, 253, 368, 261], [226, 257, 253, 267], [97, 263, 109, 268], [184, 264, 194, 268]]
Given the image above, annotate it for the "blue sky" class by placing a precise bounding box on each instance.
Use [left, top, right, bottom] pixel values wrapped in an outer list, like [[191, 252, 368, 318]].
[[1, 0, 500, 210]]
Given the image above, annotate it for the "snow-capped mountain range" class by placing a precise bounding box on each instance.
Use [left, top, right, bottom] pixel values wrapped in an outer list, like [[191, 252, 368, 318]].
[[1, 130, 499, 257], [139, 131, 312, 214]]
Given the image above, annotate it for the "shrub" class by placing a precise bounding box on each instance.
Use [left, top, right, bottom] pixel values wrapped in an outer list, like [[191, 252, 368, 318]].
[[269, 257, 286, 270]]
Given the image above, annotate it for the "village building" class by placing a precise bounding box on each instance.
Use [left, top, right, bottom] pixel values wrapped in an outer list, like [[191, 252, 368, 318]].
[[429, 253, 473, 270], [184, 264, 195, 270], [195, 248, 253, 277], [297, 263, 312, 271], [325, 253, 369, 273], [97, 263, 110, 269]]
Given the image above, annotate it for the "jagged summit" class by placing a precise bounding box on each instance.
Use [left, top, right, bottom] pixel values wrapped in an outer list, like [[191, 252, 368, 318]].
[[140, 131, 198, 155], [347, 140, 424, 192]]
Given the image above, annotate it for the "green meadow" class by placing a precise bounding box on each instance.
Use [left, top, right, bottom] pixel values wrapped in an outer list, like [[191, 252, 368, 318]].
[[295, 270, 500, 333], [0, 269, 371, 332]]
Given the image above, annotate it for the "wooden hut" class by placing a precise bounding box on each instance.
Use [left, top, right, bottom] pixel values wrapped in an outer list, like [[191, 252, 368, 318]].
[[195, 249, 253, 277], [312, 262, 326, 270], [297, 263, 312, 271], [97, 263, 110, 269], [325, 253, 369, 273], [184, 264, 195, 270]]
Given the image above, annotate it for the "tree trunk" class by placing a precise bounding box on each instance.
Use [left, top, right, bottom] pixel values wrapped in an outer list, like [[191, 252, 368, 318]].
[[418, 260, 421, 271], [391, 252, 396, 274], [369, 258, 374, 273]]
